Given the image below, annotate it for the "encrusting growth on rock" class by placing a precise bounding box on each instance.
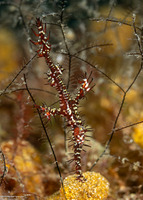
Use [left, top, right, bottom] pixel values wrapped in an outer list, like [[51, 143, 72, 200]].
[[48, 171, 109, 200]]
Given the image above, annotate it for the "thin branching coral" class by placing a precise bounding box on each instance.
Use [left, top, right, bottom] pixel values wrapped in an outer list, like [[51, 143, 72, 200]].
[[1, 0, 143, 199]]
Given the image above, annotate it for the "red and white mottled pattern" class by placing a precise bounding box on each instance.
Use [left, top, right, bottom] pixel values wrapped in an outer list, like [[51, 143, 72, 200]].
[[31, 18, 93, 180]]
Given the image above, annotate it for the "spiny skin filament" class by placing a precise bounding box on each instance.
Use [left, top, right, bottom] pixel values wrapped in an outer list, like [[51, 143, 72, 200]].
[[31, 18, 94, 180]]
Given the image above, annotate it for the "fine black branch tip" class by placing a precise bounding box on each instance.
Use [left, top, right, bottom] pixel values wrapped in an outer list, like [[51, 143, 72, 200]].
[[23, 74, 67, 199], [1, 1, 143, 199]]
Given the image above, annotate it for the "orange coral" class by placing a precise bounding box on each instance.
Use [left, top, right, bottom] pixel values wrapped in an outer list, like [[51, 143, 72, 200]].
[[0, 29, 20, 81], [1, 140, 44, 197]]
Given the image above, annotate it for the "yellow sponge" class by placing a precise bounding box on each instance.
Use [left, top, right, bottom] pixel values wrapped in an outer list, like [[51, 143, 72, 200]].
[[60, 171, 109, 200], [132, 124, 143, 149]]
